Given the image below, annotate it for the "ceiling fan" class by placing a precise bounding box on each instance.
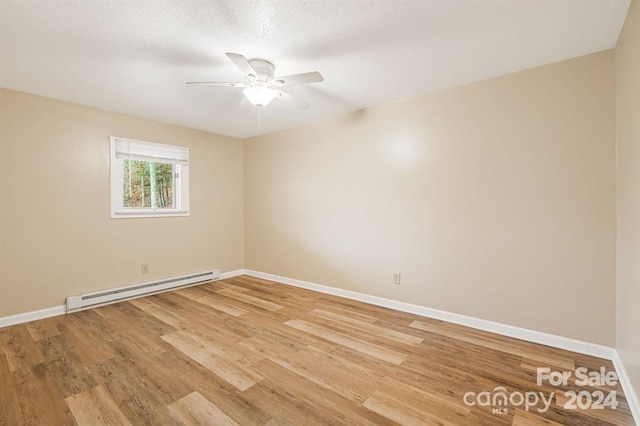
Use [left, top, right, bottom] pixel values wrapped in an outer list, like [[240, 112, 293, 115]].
[[187, 52, 324, 110]]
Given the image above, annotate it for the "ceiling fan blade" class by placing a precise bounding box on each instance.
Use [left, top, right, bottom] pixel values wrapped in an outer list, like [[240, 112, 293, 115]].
[[226, 52, 257, 79], [186, 82, 248, 87], [272, 71, 323, 87], [275, 90, 310, 110]]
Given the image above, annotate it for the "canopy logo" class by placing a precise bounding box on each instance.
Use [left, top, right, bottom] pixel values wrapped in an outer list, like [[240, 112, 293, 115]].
[[462, 366, 619, 415], [463, 387, 554, 415]]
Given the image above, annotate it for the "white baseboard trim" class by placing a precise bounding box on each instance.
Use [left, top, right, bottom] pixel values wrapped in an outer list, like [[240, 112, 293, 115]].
[[220, 269, 246, 280], [0, 269, 247, 329], [244, 269, 614, 360], [0, 305, 66, 328], [612, 351, 640, 424]]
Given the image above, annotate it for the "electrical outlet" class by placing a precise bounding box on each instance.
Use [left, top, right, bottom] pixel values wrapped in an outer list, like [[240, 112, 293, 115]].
[[393, 273, 401, 285], [141, 264, 149, 274]]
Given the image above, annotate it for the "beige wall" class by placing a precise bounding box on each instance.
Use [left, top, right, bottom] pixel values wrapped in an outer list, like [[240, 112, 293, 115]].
[[0, 50, 622, 350], [0, 89, 244, 317], [245, 51, 617, 346], [616, 0, 640, 401]]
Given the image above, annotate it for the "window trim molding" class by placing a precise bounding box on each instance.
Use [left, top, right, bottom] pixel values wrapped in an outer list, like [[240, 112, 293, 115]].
[[109, 136, 190, 219]]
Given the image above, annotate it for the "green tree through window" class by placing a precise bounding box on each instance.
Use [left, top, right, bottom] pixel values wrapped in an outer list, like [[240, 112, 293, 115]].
[[123, 160, 175, 209]]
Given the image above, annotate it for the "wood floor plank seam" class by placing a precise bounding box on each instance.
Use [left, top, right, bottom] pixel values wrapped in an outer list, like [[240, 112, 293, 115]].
[[284, 318, 409, 365]]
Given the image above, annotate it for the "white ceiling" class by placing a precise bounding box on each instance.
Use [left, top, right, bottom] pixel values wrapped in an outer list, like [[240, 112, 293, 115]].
[[0, 0, 631, 139]]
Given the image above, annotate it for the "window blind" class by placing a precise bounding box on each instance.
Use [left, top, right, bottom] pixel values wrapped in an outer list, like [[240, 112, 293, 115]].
[[113, 137, 189, 165]]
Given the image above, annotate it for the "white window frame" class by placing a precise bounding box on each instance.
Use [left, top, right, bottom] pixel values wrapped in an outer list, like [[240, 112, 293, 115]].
[[110, 136, 189, 219]]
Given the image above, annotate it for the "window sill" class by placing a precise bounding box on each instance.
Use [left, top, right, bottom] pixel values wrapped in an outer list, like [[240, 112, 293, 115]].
[[111, 210, 189, 219]]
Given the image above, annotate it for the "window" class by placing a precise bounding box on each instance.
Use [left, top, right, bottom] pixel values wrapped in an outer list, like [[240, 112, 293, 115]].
[[110, 136, 189, 218]]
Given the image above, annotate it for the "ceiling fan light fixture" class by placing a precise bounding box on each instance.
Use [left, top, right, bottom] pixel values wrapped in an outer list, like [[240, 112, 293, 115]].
[[188, 52, 323, 110], [243, 86, 277, 107]]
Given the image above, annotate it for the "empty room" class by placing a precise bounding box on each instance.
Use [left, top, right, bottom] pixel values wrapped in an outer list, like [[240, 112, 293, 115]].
[[0, 0, 639, 425]]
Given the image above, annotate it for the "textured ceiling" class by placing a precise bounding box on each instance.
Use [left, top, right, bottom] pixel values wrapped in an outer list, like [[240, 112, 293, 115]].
[[0, 0, 631, 139]]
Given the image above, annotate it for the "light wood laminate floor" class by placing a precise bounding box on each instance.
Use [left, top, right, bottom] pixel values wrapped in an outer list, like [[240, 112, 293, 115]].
[[0, 275, 634, 425]]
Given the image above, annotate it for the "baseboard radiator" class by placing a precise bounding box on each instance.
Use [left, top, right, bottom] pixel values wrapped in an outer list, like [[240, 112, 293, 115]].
[[66, 269, 221, 313]]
